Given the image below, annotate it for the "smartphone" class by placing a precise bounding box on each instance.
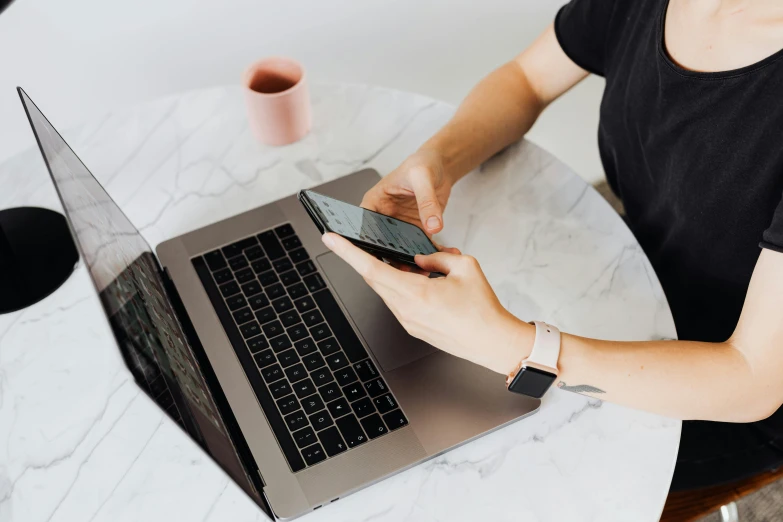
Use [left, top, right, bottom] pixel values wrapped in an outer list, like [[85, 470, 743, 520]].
[[298, 189, 438, 267]]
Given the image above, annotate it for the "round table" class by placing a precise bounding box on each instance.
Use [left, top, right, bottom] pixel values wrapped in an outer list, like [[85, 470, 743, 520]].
[[0, 84, 680, 522]]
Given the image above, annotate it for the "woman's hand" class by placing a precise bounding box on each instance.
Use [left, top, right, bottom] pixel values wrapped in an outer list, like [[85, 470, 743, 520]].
[[361, 149, 453, 236], [322, 233, 532, 375]]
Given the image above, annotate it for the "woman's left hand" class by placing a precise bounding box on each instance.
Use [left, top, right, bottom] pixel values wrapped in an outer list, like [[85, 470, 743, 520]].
[[321, 233, 532, 375]]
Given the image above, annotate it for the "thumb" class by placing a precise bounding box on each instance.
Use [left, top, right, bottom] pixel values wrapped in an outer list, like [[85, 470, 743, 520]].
[[414, 251, 463, 275], [409, 165, 444, 234]]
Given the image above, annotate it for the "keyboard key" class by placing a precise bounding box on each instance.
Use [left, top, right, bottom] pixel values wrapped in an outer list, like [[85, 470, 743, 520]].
[[258, 270, 279, 287], [284, 410, 308, 431], [258, 230, 286, 260], [251, 258, 272, 274], [294, 338, 317, 356], [266, 283, 285, 300], [326, 352, 349, 371], [229, 256, 249, 271], [225, 293, 247, 311], [272, 296, 294, 314], [292, 378, 317, 398], [247, 335, 269, 353], [383, 409, 408, 431], [302, 394, 325, 415], [293, 426, 316, 448], [244, 245, 264, 261], [374, 394, 398, 414], [222, 237, 257, 259], [302, 352, 326, 372], [282, 236, 302, 251], [310, 323, 331, 341], [270, 335, 292, 352], [365, 378, 388, 398], [241, 280, 262, 297], [285, 363, 307, 383], [273, 257, 293, 273], [309, 410, 333, 431], [288, 282, 308, 300], [335, 366, 358, 387], [213, 268, 233, 285], [277, 394, 300, 415], [319, 382, 342, 403], [303, 273, 326, 293], [311, 368, 333, 387], [352, 397, 375, 418], [290, 248, 309, 264], [280, 270, 301, 286], [275, 224, 295, 238], [296, 260, 316, 276], [327, 397, 350, 418], [294, 295, 316, 313], [269, 380, 291, 399], [336, 415, 367, 448], [262, 320, 284, 338], [302, 310, 324, 327], [302, 443, 326, 465], [253, 349, 276, 368], [317, 337, 340, 356], [248, 293, 270, 310], [235, 268, 255, 284], [343, 382, 367, 402], [240, 321, 261, 339], [255, 306, 276, 325], [312, 289, 368, 363], [287, 323, 309, 342], [360, 413, 388, 439], [277, 348, 300, 368], [318, 426, 347, 457], [232, 307, 254, 325], [204, 250, 226, 270], [354, 359, 379, 382], [261, 363, 284, 383], [279, 310, 301, 327], [219, 281, 240, 297]]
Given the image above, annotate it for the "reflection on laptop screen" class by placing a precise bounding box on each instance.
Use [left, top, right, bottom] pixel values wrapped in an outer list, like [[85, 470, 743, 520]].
[[18, 88, 263, 506]]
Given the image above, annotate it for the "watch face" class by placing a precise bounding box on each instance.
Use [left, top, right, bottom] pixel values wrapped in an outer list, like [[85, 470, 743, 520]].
[[509, 366, 557, 399]]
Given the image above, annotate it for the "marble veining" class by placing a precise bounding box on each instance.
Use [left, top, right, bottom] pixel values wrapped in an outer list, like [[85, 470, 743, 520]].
[[0, 84, 679, 522]]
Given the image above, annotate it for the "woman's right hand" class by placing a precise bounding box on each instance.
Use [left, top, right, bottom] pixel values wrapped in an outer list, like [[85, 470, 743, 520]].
[[361, 149, 452, 235]]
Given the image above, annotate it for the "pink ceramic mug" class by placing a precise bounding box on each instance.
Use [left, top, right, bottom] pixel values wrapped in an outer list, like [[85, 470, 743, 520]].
[[242, 57, 311, 146]]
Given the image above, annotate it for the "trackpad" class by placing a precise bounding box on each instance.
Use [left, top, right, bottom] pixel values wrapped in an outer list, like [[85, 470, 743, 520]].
[[316, 252, 437, 372]]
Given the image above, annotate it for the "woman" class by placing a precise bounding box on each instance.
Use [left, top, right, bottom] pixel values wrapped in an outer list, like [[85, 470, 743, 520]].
[[321, 0, 783, 491]]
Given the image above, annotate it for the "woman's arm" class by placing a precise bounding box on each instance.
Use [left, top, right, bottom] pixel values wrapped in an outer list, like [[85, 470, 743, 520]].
[[322, 233, 783, 424]]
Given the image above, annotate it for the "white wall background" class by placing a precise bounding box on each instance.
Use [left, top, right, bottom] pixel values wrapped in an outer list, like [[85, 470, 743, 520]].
[[0, 0, 605, 183]]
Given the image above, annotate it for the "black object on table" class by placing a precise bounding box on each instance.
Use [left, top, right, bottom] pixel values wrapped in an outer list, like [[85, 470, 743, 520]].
[[0, 206, 78, 314]]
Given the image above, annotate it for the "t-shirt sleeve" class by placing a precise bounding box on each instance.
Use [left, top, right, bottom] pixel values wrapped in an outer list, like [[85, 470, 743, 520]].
[[761, 196, 783, 253], [554, 0, 619, 77]]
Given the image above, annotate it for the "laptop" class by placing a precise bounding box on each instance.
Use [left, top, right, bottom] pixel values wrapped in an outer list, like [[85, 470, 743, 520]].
[[19, 87, 539, 519]]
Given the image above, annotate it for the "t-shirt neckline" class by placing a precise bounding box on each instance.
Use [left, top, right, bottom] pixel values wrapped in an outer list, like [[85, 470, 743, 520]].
[[657, 0, 783, 79]]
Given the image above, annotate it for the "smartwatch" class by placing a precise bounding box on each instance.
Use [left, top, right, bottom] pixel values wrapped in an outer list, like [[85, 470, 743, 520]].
[[506, 321, 561, 399]]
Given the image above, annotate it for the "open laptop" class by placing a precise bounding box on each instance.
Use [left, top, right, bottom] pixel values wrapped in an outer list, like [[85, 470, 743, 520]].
[[19, 87, 539, 519]]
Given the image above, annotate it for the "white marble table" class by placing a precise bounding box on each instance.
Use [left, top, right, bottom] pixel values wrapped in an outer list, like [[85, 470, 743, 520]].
[[0, 84, 680, 522]]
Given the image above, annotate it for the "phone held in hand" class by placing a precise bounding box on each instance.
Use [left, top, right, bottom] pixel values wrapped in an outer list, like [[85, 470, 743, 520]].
[[298, 189, 438, 268]]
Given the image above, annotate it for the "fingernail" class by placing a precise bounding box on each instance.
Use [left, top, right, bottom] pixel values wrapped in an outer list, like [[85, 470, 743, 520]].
[[322, 234, 335, 248], [426, 216, 441, 230]]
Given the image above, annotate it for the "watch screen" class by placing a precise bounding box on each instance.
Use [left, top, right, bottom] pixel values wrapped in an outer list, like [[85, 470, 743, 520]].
[[510, 366, 556, 399]]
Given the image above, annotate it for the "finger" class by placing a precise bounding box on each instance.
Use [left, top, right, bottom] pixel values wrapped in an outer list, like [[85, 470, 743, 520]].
[[322, 233, 417, 288], [413, 251, 466, 275], [440, 246, 462, 255], [360, 191, 379, 212], [408, 166, 444, 234]]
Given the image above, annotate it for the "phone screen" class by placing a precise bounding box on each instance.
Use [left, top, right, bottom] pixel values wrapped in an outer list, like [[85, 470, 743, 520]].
[[304, 190, 438, 257]]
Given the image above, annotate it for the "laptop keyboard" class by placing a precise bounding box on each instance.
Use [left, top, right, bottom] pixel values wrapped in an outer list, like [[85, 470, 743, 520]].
[[192, 223, 408, 472]]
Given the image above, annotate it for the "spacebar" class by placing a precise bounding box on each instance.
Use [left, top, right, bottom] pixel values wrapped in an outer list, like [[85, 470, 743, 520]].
[[312, 289, 369, 363]]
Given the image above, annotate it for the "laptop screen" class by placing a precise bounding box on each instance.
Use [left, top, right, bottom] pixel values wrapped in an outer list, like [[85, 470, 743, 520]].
[[18, 88, 265, 509]]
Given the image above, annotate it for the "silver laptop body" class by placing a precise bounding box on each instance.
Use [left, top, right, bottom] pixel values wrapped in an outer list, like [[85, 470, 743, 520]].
[[20, 87, 539, 519]]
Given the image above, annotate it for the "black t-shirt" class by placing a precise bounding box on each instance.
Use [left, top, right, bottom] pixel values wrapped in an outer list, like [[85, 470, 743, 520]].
[[555, 0, 783, 346]]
